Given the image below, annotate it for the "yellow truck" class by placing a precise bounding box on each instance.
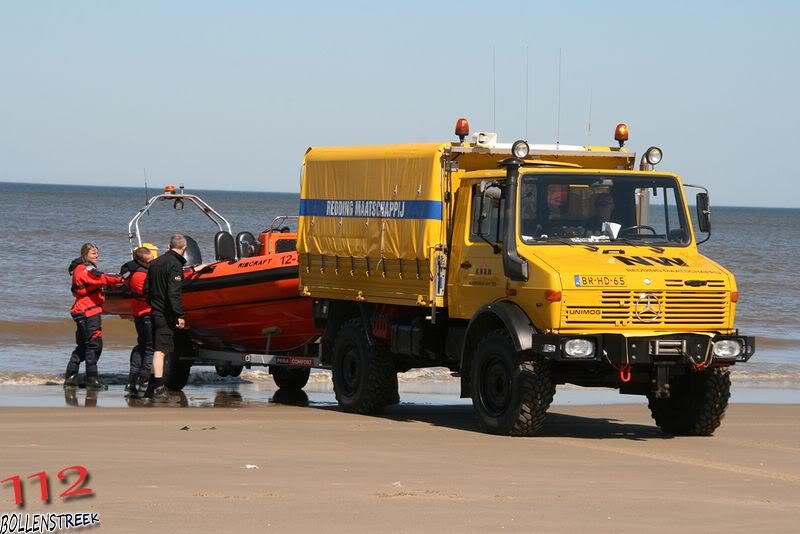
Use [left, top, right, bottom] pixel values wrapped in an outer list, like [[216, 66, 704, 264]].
[[298, 120, 755, 436]]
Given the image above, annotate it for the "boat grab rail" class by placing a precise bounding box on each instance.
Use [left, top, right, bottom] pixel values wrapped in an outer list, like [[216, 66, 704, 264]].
[[264, 215, 298, 233], [127, 193, 233, 257]]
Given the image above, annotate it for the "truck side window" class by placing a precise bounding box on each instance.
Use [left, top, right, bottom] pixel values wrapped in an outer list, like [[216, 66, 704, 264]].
[[469, 185, 504, 243], [634, 186, 688, 243]]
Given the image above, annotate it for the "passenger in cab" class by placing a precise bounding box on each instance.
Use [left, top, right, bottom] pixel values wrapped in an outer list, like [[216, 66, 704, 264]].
[[64, 243, 123, 390], [120, 245, 155, 397]]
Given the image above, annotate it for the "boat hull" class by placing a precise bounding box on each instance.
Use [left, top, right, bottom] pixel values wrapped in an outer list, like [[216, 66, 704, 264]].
[[105, 250, 319, 355]]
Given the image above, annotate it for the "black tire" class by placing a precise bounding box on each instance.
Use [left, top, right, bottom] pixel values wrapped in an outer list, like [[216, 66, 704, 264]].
[[471, 329, 555, 436], [647, 367, 731, 436], [229, 365, 243, 378], [271, 366, 311, 391], [163, 351, 191, 391], [215, 365, 230, 377], [332, 318, 396, 414]]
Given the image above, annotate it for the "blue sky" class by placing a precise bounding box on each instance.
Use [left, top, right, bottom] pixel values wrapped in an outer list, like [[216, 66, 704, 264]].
[[1, 1, 798, 207]]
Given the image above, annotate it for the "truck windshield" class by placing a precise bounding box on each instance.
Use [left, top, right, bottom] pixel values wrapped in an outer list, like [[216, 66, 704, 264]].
[[518, 174, 691, 246]]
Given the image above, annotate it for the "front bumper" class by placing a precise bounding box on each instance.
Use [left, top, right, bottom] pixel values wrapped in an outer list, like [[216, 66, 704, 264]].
[[530, 332, 756, 365]]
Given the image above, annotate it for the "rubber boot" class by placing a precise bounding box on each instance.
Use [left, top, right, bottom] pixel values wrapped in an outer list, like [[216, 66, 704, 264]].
[[85, 375, 108, 391], [63, 373, 79, 390], [125, 374, 138, 397], [143, 377, 156, 399], [136, 375, 150, 397]]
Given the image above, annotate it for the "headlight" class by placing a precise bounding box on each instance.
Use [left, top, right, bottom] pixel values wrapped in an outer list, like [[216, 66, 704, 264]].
[[512, 140, 530, 159], [645, 146, 663, 166], [713, 339, 743, 359], [563, 338, 595, 358]]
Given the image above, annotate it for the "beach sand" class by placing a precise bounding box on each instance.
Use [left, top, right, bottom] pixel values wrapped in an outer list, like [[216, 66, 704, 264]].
[[2, 403, 799, 532]]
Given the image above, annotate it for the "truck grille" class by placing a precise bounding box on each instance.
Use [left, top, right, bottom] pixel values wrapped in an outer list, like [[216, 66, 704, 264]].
[[562, 290, 729, 327]]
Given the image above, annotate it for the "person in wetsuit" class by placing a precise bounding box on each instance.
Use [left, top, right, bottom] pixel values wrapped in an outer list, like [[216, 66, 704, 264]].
[[120, 246, 155, 396], [64, 243, 123, 390], [145, 234, 188, 401]]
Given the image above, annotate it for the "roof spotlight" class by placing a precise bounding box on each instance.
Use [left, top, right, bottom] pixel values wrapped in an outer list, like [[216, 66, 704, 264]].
[[645, 146, 663, 166], [511, 140, 530, 159], [173, 198, 184, 210]]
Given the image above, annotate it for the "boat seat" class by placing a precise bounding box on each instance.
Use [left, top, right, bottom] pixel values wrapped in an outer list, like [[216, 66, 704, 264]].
[[236, 231, 259, 259], [214, 231, 237, 261], [183, 235, 203, 266]]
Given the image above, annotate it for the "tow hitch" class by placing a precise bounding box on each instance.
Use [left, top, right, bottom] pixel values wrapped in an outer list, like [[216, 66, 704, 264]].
[[652, 365, 671, 398]]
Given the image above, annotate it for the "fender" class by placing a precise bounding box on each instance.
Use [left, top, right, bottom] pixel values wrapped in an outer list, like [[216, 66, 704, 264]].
[[465, 301, 537, 354], [459, 301, 538, 397]]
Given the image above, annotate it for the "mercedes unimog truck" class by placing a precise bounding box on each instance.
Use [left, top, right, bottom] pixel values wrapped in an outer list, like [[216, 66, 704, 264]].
[[297, 119, 755, 436]]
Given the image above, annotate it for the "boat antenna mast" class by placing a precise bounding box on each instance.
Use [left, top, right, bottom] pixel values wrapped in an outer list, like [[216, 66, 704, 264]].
[[143, 168, 150, 216]]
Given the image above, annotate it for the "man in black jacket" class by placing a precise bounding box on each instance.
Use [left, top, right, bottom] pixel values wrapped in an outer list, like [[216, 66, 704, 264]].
[[145, 234, 188, 401]]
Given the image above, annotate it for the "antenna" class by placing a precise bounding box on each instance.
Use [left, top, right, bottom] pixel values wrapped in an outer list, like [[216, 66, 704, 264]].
[[492, 46, 497, 132], [525, 45, 529, 140], [556, 48, 562, 146], [143, 168, 150, 215], [587, 83, 593, 141]]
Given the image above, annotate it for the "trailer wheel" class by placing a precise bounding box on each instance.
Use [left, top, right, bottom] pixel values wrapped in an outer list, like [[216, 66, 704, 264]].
[[647, 367, 731, 436], [471, 329, 555, 436], [332, 318, 396, 414], [229, 365, 243, 378], [271, 366, 311, 391], [164, 352, 191, 391], [214, 365, 230, 377]]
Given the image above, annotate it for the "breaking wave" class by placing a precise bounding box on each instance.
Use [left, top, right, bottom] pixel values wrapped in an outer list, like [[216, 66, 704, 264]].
[[1, 365, 798, 388]]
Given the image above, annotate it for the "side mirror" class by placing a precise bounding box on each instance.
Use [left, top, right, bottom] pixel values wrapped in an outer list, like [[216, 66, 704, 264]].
[[479, 183, 502, 237], [696, 192, 711, 233]]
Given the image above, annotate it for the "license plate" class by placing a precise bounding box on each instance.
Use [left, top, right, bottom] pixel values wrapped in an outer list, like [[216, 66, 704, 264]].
[[574, 275, 626, 287]]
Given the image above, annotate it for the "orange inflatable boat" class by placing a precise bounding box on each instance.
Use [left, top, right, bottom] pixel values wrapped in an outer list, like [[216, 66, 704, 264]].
[[105, 186, 320, 389]]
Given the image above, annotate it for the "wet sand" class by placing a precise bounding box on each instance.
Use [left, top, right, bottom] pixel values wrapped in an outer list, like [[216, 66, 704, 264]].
[[2, 403, 799, 532]]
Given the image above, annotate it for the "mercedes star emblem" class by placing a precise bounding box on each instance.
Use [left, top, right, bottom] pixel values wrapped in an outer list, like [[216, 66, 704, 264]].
[[634, 293, 663, 322]]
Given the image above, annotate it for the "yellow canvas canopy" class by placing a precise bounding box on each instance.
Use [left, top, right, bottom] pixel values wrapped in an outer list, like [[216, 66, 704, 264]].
[[300, 143, 448, 262]]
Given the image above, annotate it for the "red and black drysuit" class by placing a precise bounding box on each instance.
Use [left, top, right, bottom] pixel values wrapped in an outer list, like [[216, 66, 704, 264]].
[[121, 259, 153, 381], [66, 258, 122, 377]]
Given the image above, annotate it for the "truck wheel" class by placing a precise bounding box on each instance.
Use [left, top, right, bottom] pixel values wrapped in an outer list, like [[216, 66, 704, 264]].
[[332, 318, 396, 414], [647, 367, 731, 436], [471, 329, 555, 436], [229, 365, 243, 378], [271, 366, 311, 391], [163, 352, 191, 391]]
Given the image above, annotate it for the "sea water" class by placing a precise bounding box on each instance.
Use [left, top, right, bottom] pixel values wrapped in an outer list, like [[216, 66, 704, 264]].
[[0, 182, 798, 406]]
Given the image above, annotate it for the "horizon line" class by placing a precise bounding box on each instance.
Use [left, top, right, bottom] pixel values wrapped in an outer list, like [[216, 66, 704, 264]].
[[0, 179, 795, 210]]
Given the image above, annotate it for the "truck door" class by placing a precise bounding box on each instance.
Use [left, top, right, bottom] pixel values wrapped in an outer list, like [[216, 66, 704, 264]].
[[448, 184, 506, 320]]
